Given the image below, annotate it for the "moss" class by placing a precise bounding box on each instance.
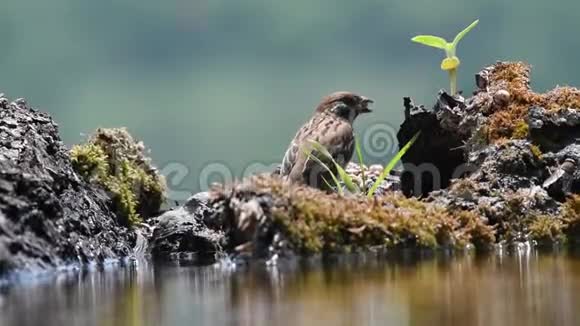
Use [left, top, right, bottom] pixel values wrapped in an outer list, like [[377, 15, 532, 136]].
[[484, 62, 580, 142], [527, 215, 566, 245], [216, 175, 495, 254], [561, 195, 580, 242], [468, 125, 489, 149], [70, 144, 109, 181], [529, 144, 543, 159], [70, 128, 165, 226], [448, 179, 478, 200], [511, 120, 529, 139], [490, 194, 528, 242]]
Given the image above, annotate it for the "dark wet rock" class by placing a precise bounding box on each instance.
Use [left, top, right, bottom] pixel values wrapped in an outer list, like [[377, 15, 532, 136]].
[[468, 140, 544, 187], [149, 194, 223, 262], [207, 185, 283, 258], [529, 106, 580, 152], [398, 95, 467, 196], [0, 94, 134, 276], [542, 144, 580, 195], [542, 158, 576, 201]]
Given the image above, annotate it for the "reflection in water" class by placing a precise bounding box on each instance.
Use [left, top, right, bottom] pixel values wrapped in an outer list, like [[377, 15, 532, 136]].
[[2, 250, 580, 326]]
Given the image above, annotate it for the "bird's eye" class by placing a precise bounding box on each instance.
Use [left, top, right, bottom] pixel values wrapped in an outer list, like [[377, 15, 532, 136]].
[[339, 96, 357, 107]]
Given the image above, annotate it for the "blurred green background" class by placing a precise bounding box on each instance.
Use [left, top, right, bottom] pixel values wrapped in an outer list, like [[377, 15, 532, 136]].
[[1, 0, 579, 193]]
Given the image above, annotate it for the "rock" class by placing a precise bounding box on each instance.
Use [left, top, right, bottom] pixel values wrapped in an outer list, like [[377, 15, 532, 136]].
[[492, 89, 511, 109], [344, 162, 400, 194], [528, 106, 580, 152], [0, 94, 134, 276], [398, 95, 467, 196], [398, 62, 580, 243], [542, 158, 576, 200], [149, 194, 224, 263], [541, 143, 580, 196]]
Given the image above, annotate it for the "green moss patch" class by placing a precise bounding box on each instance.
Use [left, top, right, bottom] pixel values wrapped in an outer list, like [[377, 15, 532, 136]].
[[71, 128, 165, 226], [213, 175, 495, 254]]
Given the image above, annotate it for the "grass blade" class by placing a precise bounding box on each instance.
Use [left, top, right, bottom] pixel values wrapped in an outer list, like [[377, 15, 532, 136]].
[[335, 163, 360, 194], [305, 140, 333, 159], [367, 131, 421, 198], [354, 137, 367, 193], [306, 139, 359, 193], [321, 175, 334, 190], [302, 145, 343, 195]]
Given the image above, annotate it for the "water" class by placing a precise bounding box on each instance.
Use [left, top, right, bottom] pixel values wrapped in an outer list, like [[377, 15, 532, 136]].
[[2, 250, 580, 326]]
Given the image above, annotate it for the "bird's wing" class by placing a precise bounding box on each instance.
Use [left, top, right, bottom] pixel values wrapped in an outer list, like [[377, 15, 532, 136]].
[[288, 118, 354, 184], [280, 122, 312, 176], [316, 120, 355, 166]]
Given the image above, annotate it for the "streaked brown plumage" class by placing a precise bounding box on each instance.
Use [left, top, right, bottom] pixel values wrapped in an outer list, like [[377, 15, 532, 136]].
[[280, 91, 373, 189]]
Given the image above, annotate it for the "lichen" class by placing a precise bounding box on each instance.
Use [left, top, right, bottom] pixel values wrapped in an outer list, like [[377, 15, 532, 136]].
[[214, 175, 495, 254], [484, 62, 580, 142], [70, 128, 165, 226]]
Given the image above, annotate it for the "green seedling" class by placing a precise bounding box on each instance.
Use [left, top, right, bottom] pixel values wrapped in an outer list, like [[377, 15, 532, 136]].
[[303, 131, 421, 197], [411, 19, 479, 96]]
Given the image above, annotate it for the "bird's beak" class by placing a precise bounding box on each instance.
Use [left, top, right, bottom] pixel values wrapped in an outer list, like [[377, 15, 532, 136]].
[[359, 97, 374, 113]]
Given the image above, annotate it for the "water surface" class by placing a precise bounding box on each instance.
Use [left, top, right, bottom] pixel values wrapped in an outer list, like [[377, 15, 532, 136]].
[[2, 250, 580, 326]]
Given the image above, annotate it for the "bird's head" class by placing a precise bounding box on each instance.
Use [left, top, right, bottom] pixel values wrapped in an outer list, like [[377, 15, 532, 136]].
[[315, 91, 373, 122]]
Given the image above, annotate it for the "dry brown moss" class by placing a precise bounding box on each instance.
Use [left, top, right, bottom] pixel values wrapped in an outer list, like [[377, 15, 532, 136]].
[[219, 176, 495, 254], [484, 62, 580, 141]]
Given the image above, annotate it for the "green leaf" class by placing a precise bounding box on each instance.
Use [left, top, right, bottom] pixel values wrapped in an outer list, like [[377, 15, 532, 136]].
[[367, 131, 421, 198], [302, 143, 343, 195], [354, 137, 367, 193], [451, 19, 479, 51], [411, 35, 449, 49]]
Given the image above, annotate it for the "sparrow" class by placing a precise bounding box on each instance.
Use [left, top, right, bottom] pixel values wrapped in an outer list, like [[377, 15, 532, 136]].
[[280, 91, 373, 189]]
